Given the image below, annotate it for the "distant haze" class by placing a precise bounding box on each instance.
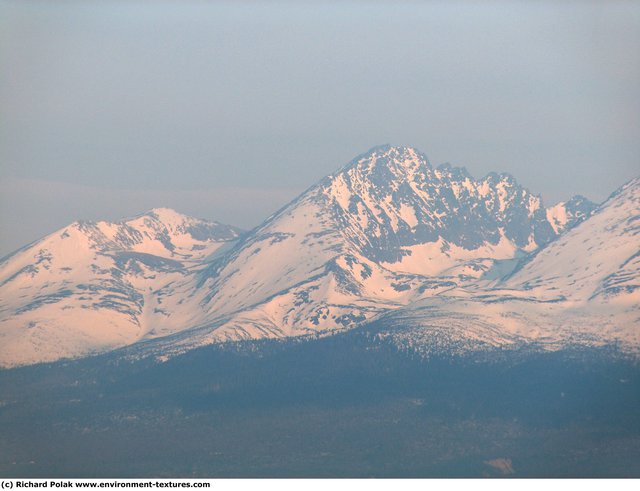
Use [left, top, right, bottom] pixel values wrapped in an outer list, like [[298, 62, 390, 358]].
[[1, 0, 639, 256]]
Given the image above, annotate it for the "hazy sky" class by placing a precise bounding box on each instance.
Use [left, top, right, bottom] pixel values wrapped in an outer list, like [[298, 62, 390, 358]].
[[1, 1, 639, 255]]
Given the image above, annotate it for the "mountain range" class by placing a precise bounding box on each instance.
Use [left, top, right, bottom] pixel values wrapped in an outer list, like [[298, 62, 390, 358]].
[[1, 145, 638, 367]]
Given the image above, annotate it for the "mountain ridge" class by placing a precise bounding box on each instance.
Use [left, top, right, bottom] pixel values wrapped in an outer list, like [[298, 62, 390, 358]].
[[1, 145, 637, 367], [0, 209, 242, 366]]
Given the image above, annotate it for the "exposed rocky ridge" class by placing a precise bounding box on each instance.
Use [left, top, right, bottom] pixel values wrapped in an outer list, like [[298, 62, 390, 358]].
[[1, 146, 636, 368], [317, 145, 594, 263]]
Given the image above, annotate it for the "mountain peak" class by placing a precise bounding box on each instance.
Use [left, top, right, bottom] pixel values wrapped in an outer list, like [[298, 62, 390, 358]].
[[336, 145, 431, 178], [142, 207, 194, 225], [308, 146, 569, 262], [1, 146, 637, 368]]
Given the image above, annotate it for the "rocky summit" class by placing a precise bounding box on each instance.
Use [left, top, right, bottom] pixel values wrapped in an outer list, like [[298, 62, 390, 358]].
[[2, 146, 638, 368]]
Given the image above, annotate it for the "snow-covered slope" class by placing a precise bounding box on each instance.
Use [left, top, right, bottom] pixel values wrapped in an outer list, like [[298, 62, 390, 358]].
[[0, 209, 241, 366], [3, 145, 634, 368], [508, 178, 640, 305], [380, 178, 640, 356], [138, 146, 599, 356]]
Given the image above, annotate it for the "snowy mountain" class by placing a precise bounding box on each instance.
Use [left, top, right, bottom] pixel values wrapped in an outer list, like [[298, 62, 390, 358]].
[[122, 146, 602, 359], [0, 209, 241, 366], [508, 177, 639, 304], [379, 177, 640, 356], [2, 145, 636, 368]]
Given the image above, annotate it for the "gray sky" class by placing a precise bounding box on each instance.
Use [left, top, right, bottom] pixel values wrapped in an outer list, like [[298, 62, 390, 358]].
[[1, 0, 639, 256]]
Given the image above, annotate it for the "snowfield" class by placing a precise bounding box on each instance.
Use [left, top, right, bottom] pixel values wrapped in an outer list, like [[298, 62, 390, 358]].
[[0, 146, 637, 367]]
